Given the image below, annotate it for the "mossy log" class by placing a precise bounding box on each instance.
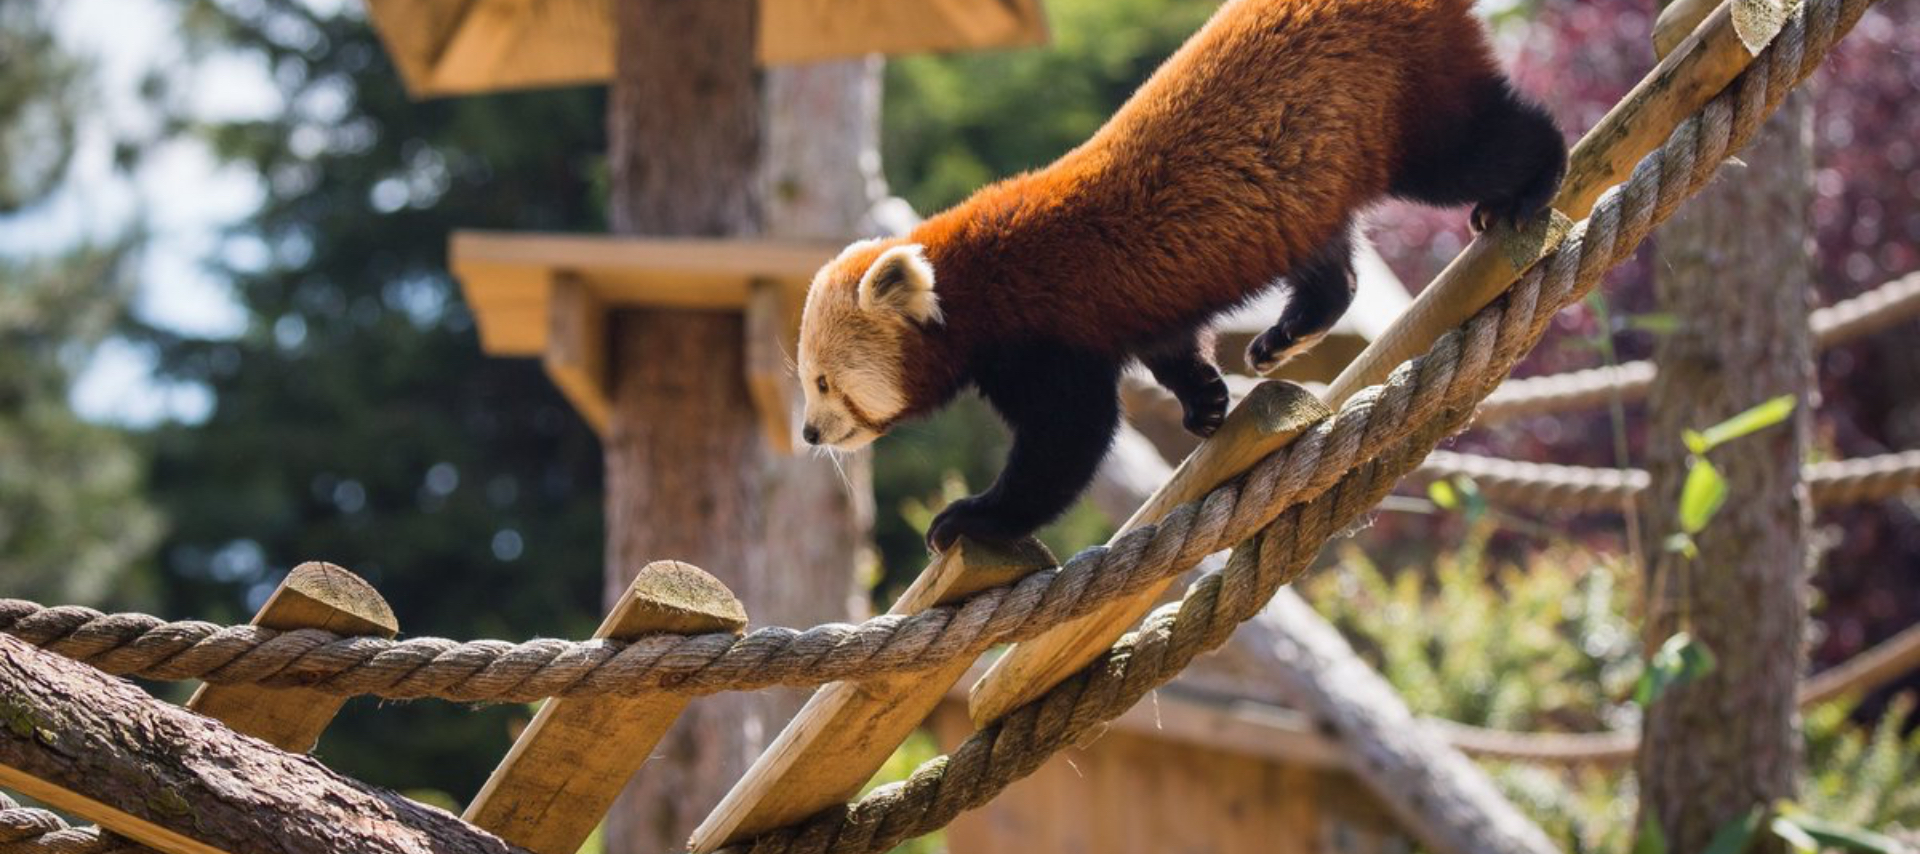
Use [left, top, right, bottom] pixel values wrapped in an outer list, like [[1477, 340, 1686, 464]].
[[0, 635, 528, 854]]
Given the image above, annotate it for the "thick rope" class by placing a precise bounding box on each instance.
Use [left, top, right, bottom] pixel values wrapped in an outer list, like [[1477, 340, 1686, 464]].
[[1477, 269, 1920, 424], [1413, 449, 1920, 512], [725, 1, 1873, 848], [0, 225, 1577, 703]]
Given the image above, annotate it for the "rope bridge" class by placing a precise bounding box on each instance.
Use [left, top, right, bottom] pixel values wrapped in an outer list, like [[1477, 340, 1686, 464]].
[[0, 0, 1892, 851]]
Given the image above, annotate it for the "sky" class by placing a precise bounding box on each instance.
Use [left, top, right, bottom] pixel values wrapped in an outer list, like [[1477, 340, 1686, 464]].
[[0, 0, 284, 425]]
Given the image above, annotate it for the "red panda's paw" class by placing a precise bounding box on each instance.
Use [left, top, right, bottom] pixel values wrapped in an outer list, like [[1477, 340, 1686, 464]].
[[1246, 328, 1328, 376], [927, 497, 1023, 553], [1179, 377, 1229, 438]]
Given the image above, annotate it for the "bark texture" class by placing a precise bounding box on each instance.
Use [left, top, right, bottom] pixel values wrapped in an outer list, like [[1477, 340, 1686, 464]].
[[602, 3, 876, 851], [0, 635, 527, 854], [1635, 90, 1814, 854]]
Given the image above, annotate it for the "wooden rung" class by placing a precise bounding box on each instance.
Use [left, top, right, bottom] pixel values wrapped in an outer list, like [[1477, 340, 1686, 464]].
[[464, 561, 747, 854], [967, 382, 1330, 728], [687, 537, 1055, 854], [186, 561, 398, 752]]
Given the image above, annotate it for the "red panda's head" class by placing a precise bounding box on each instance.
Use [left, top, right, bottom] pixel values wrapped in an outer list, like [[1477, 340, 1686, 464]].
[[796, 237, 944, 451]]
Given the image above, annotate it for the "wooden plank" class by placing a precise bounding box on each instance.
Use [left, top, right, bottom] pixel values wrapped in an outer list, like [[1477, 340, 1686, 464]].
[[185, 561, 397, 753], [758, 0, 1049, 65], [542, 275, 611, 435], [449, 231, 832, 357], [744, 281, 799, 453], [967, 382, 1329, 726], [463, 561, 746, 854], [966, 0, 1790, 729], [431, 0, 529, 93], [686, 537, 1056, 853]]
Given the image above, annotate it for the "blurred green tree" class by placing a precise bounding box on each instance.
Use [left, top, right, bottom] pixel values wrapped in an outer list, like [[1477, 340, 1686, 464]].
[[0, 1, 162, 608], [138, 0, 607, 799]]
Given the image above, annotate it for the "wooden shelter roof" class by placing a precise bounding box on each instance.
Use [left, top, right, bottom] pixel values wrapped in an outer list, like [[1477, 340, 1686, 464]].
[[365, 0, 1050, 99]]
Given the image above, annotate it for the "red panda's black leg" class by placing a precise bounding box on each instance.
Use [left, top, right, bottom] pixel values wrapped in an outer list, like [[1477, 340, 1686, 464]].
[[1142, 330, 1228, 437], [927, 344, 1122, 552], [1246, 224, 1356, 375], [1390, 79, 1567, 233]]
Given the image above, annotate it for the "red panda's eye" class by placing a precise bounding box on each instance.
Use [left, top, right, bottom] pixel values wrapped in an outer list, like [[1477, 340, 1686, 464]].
[[815, 376, 829, 394]]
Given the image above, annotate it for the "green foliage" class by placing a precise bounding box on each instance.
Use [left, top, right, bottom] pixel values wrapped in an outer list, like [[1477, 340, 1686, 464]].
[[1304, 526, 1920, 850], [0, 1, 161, 608], [0, 249, 163, 607], [881, 0, 1218, 211], [140, 0, 608, 798], [1700, 807, 1763, 854], [1683, 395, 1798, 456], [1304, 521, 1641, 731], [1633, 632, 1715, 708], [0, 1, 81, 213]]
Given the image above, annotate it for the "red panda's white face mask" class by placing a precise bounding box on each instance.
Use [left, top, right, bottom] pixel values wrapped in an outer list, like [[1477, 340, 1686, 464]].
[[796, 239, 942, 451]]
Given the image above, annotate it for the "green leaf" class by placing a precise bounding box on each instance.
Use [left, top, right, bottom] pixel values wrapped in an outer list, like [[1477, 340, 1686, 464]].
[[1626, 313, 1683, 335], [1700, 807, 1763, 854], [1679, 458, 1728, 534], [1428, 480, 1459, 510], [1633, 815, 1671, 854], [1773, 810, 1906, 853], [1683, 429, 1711, 456], [1663, 532, 1699, 560], [1696, 395, 1798, 452], [1771, 816, 1821, 853], [1636, 632, 1717, 707]]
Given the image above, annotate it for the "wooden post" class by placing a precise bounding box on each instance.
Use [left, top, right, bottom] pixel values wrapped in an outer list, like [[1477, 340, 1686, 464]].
[[464, 561, 747, 854], [687, 536, 1055, 853], [184, 561, 397, 753], [966, 0, 1793, 728], [0, 635, 529, 854]]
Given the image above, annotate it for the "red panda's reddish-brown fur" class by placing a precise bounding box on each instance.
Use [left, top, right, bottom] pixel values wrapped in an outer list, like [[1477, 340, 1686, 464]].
[[890, 0, 1502, 407], [801, 0, 1566, 549]]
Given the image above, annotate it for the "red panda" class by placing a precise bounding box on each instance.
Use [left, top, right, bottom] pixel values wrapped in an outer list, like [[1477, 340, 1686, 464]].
[[797, 0, 1567, 551]]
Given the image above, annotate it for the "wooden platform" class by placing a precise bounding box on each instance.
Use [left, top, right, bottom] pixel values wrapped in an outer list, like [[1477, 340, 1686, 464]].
[[450, 230, 838, 443], [366, 0, 1050, 99]]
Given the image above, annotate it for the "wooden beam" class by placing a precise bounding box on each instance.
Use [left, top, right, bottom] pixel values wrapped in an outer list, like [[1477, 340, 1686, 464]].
[[758, 0, 1049, 65], [0, 635, 529, 854], [687, 537, 1056, 854], [184, 561, 397, 754], [967, 382, 1328, 727], [464, 561, 746, 854], [744, 281, 799, 453], [449, 231, 833, 358], [542, 275, 612, 435], [966, 0, 1792, 729], [431, 0, 529, 94]]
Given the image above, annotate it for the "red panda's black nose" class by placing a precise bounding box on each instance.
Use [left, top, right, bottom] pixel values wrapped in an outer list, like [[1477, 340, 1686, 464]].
[[802, 425, 822, 445]]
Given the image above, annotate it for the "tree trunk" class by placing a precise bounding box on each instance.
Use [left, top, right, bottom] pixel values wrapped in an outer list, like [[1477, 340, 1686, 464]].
[[0, 635, 528, 854], [601, 2, 876, 850], [1635, 90, 1814, 854]]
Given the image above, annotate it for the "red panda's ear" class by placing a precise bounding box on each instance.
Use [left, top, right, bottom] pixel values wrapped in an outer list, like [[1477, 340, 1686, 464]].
[[858, 244, 942, 326]]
